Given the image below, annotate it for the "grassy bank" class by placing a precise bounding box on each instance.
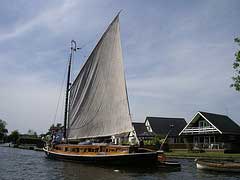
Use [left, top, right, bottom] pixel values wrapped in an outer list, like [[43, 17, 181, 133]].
[[165, 150, 240, 160]]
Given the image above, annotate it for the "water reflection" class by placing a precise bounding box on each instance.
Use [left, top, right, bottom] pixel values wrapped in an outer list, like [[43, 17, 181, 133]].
[[59, 161, 181, 180]]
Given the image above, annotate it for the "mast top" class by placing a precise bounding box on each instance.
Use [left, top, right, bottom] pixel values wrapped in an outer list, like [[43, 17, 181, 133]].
[[71, 40, 80, 52]]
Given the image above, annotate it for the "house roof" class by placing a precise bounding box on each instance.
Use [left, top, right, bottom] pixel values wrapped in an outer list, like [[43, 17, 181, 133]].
[[145, 117, 187, 137], [199, 111, 240, 135], [132, 122, 154, 137]]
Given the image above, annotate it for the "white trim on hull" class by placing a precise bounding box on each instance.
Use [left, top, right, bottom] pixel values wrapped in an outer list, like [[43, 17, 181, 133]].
[[43, 148, 156, 157]]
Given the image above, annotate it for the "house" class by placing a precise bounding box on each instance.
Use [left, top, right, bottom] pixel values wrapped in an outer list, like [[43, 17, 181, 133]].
[[129, 122, 154, 144], [133, 122, 154, 139], [129, 117, 187, 146], [145, 117, 187, 144], [179, 111, 240, 151]]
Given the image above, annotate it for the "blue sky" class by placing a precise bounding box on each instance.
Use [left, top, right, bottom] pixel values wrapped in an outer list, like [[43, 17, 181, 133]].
[[0, 0, 239, 134]]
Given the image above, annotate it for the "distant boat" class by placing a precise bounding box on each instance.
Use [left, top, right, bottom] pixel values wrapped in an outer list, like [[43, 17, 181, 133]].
[[196, 159, 240, 172], [43, 12, 159, 165]]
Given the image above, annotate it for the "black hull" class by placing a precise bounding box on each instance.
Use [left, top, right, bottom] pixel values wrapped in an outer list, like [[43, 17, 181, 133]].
[[44, 149, 158, 165]]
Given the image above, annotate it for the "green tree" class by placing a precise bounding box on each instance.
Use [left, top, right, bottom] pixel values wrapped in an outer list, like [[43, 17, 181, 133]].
[[27, 129, 38, 137], [231, 37, 240, 91], [0, 119, 7, 132], [8, 130, 20, 144], [47, 123, 62, 134], [0, 119, 8, 142]]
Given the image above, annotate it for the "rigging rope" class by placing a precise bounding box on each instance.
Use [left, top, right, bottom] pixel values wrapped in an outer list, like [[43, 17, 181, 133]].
[[52, 58, 68, 125], [52, 34, 99, 126]]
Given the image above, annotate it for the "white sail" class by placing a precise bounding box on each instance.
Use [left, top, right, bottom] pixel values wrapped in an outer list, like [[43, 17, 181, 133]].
[[68, 14, 133, 139]]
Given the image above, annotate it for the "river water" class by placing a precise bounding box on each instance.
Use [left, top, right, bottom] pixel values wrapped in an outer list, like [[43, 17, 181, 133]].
[[0, 147, 239, 180]]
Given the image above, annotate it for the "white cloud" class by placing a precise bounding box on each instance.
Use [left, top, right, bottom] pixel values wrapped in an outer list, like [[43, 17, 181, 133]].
[[0, 73, 65, 134], [0, 1, 77, 42]]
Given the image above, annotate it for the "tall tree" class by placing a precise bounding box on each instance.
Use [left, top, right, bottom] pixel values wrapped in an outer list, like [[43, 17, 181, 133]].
[[0, 119, 7, 132], [231, 37, 240, 91], [27, 129, 37, 137], [8, 130, 20, 144], [0, 119, 8, 141]]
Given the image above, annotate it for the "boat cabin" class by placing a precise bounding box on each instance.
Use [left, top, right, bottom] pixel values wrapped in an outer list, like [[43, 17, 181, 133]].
[[179, 111, 240, 151], [53, 144, 130, 155]]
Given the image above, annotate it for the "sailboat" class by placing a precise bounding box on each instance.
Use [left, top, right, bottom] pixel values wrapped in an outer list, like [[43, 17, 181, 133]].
[[43, 13, 158, 165]]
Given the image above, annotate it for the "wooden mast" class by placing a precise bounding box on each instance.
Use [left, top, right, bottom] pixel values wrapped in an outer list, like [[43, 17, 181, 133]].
[[63, 40, 78, 140]]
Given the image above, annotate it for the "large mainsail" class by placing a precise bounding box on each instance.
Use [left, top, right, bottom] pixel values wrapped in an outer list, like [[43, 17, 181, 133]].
[[68, 14, 133, 139]]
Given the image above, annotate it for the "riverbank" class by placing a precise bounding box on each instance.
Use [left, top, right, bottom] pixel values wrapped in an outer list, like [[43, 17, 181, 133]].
[[0, 143, 43, 151], [165, 150, 240, 160]]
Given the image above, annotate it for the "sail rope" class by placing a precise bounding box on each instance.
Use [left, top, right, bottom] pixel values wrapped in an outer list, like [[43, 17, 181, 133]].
[[52, 58, 68, 125], [51, 28, 103, 128], [76, 32, 102, 59], [52, 38, 98, 126], [79, 32, 100, 50]]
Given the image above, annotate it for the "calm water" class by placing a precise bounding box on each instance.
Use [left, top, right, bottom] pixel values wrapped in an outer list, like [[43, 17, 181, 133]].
[[0, 147, 239, 180]]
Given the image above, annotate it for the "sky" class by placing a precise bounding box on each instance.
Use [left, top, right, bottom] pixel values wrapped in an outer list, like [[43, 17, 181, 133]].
[[0, 0, 239, 134]]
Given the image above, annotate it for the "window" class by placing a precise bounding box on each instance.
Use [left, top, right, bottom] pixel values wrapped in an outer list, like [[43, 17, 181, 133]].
[[210, 136, 215, 143], [193, 136, 198, 143], [199, 120, 210, 128], [94, 149, 99, 152], [71, 148, 79, 152], [199, 137, 204, 143], [174, 138, 183, 143], [204, 121, 209, 127], [145, 121, 152, 132], [79, 148, 84, 152], [199, 121, 204, 127], [204, 136, 209, 143]]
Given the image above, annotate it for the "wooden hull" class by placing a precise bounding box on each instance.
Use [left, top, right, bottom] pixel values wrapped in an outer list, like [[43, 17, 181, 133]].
[[43, 148, 158, 165], [196, 159, 240, 172]]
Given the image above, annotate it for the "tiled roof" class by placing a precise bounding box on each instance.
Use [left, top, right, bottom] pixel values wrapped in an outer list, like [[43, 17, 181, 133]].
[[146, 117, 187, 137], [199, 111, 240, 135], [132, 122, 154, 137]]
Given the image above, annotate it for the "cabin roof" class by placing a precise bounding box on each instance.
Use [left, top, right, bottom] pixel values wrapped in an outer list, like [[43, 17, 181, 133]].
[[132, 122, 154, 137], [199, 111, 240, 134], [145, 117, 187, 137]]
